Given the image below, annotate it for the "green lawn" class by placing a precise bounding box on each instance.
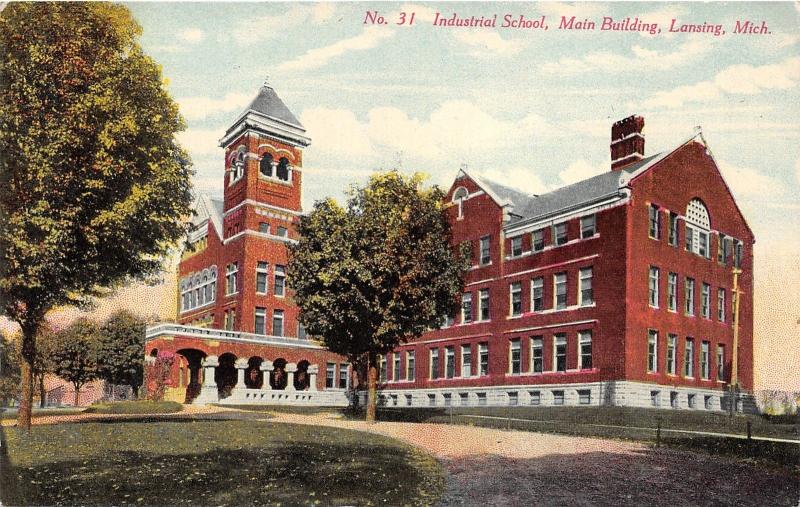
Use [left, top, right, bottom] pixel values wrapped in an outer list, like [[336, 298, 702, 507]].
[[1, 420, 445, 506], [83, 400, 183, 415]]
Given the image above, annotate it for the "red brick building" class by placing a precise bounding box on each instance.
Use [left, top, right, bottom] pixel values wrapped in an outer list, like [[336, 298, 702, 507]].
[[145, 84, 350, 406], [377, 116, 755, 412]]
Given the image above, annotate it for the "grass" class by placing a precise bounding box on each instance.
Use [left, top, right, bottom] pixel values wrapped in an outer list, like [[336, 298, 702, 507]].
[[1, 420, 445, 507], [84, 400, 183, 415], [0, 407, 85, 420]]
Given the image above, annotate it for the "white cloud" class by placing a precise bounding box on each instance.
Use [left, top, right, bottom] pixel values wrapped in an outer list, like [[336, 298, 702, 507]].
[[232, 4, 338, 44], [452, 30, 525, 57], [641, 57, 800, 109], [176, 129, 224, 157], [479, 166, 550, 195], [177, 28, 204, 44], [299, 108, 375, 159], [717, 161, 786, 199], [176, 92, 252, 121], [541, 38, 709, 76], [558, 159, 607, 185], [277, 26, 395, 72]]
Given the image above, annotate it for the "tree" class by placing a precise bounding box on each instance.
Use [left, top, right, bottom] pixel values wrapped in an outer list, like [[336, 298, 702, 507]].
[[51, 318, 99, 407], [97, 310, 146, 398], [0, 333, 21, 407], [0, 3, 193, 429], [31, 325, 59, 408], [289, 171, 468, 422]]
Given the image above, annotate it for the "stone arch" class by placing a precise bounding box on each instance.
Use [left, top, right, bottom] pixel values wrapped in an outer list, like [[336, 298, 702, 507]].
[[294, 360, 311, 391], [216, 352, 238, 399], [176, 348, 207, 403], [271, 358, 288, 390], [245, 356, 264, 389]]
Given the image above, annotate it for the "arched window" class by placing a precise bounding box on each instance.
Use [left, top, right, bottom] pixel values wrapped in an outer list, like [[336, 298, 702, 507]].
[[452, 186, 469, 219], [230, 151, 245, 186], [685, 198, 711, 258], [259, 153, 274, 177], [276, 157, 290, 181]]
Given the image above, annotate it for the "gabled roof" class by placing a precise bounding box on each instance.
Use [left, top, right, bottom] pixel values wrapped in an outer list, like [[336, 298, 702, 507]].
[[219, 84, 310, 148], [191, 193, 223, 238]]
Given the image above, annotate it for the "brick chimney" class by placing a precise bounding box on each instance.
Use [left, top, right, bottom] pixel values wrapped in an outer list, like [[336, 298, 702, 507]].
[[610, 115, 645, 171]]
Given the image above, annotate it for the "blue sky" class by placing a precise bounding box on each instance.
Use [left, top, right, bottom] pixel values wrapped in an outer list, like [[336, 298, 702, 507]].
[[124, 2, 798, 389]]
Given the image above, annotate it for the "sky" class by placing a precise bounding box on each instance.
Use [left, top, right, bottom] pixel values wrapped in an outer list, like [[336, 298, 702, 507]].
[[5, 2, 799, 391]]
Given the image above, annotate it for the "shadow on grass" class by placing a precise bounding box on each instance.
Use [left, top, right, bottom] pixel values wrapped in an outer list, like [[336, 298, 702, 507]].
[[436, 447, 800, 507], [2, 421, 444, 507]]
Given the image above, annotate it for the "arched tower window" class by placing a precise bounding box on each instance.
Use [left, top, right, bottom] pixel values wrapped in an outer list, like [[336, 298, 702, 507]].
[[452, 186, 469, 219], [685, 198, 711, 258], [276, 157, 290, 181], [230, 150, 245, 186], [259, 153, 274, 177]]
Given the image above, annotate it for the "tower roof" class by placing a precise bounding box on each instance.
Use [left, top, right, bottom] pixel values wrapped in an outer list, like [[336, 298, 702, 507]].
[[245, 84, 303, 129]]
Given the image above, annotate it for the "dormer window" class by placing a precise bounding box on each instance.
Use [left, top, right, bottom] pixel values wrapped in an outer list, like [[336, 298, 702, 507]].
[[452, 186, 469, 219]]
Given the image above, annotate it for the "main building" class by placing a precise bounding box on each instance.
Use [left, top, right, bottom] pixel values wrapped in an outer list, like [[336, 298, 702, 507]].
[[146, 85, 755, 412]]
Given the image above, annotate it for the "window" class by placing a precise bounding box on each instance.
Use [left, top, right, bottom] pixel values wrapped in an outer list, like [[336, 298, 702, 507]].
[[462, 241, 473, 265], [510, 236, 523, 257], [685, 199, 711, 258], [430, 349, 439, 379], [667, 334, 677, 375], [579, 331, 592, 369], [685, 224, 695, 252], [651, 391, 661, 407], [477, 392, 487, 406], [667, 272, 677, 311], [684, 338, 695, 377], [685, 278, 695, 315], [180, 267, 217, 313], [275, 157, 290, 181], [479, 236, 491, 265], [717, 233, 726, 262], [441, 314, 455, 328], [532, 229, 545, 252], [339, 364, 348, 388], [276, 226, 288, 238], [509, 338, 521, 374], [704, 395, 713, 410], [459, 392, 469, 406], [529, 391, 541, 405], [224, 308, 235, 331], [647, 330, 658, 373], [531, 337, 543, 373], [274, 265, 286, 297], [379, 355, 387, 383], [452, 186, 469, 219], [226, 263, 238, 295], [648, 266, 660, 308], [260, 153, 274, 177], [688, 394, 696, 409], [258, 222, 270, 234], [326, 363, 335, 388], [670, 391, 679, 409], [510, 282, 522, 316], [443, 393, 452, 407], [554, 223, 568, 246], [701, 341, 710, 380], [230, 151, 244, 185], [298, 322, 307, 340], [554, 273, 567, 310], [272, 309, 284, 336], [701, 283, 711, 319], [668, 211, 678, 246], [254, 307, 266, 335], [445, 346, 455, 379], [256, 261, 268, 294], [648, 204, 661, 239], [718, 288, 726, 322], [553, 390, 565, 405], [531, 277, 544, 312], [578, 390, 591, 405], [479, 343, 489, 376], [717, 345, 725, 381], [406, 351, 415, 381], [698, 232, 709, 258], [579, 267, 593, 306], [508, 392, 519, 406], [393, 353, 401, 382], [479, 288, 490, 321], [461, 344, 472, 377], [461, 293, 473, 323], [554, 334, 567, 372], [734, 240, 743, 269], [580, 214, 596, 239]]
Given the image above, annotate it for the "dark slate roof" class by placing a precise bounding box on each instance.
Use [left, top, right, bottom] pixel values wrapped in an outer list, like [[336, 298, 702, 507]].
[[478, 178, 537, 209], [490, 153, 662, 224], [245, 85, 303, 128]]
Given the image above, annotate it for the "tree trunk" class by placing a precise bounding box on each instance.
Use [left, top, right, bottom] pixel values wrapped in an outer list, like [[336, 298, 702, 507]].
[[366, 351, 378, 423], [17, 326, 37, 431], [38, 374, 46, 408], [132, 384, 139, 400], [74, 384, 81, 408]]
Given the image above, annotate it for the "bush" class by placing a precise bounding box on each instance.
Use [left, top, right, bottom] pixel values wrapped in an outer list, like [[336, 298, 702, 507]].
[[143, 351, 175, 401], [84, 400, 182, 414]]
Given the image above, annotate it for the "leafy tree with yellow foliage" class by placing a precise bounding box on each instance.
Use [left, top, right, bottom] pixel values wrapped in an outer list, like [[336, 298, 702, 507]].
[[0, 3, 193, 430], [289, 171, 469, 422]]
